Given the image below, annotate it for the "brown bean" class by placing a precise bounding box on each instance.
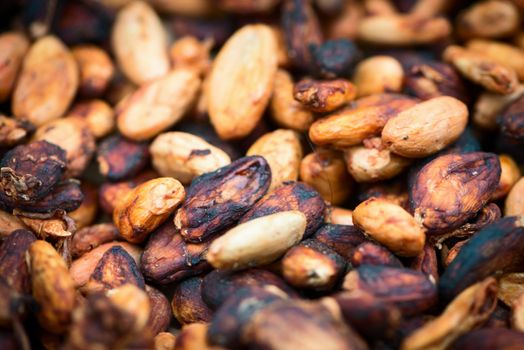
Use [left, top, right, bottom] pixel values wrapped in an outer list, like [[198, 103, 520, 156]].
[[68, 182, 98, 230], [0, 141, 66, 205], [0, 32, 29, 103], [410, 152, 501, 234], [98, 170, 158, 215], [207, 285, 287, 348], [351, 242, 403, 268], [0, 116, 34, 148], [69, 241, 142, 289], [439, 216, 524, 301], [404, 60, 469, 102], [353, 56, 404, 97], [12, 36, 78, 126], [117, 68, 201, 141], [174, 323, 222, 350], [67, 100, 115, 139], [71, 44, 114, 98], [82, 245, 145, 295], [382, 96, 469, 158], [244, 299, 368, 350], [443, 45, 518, 94], [492, 154, 521, 200], [97, 134, 149, 182], [498, 93, 524, 141], [175, 156, 271, 243], [64, 284, 150, 350], [353, 198, 425, 257], [505, 177, 524, 216], [300, 149, 352, 205], [169, 36, 212, 74], [401, 277, 498, 350], [343, 265, 438, 316], [71, 223, 121, 258], [357, 14, 451, 45], [281, 0, 323, 73], [282, 239, 347, 291], [293, 78, 357, 113], [111, 1, 169, 85], [467, 39, 524, 81], [151, 131, 231, 185], [0, 229, 35, 293], [312, 224, 367, 260], [309, 94, 417, 148], [270, 69, 314, 132], [113, 177, 185, 243], [240, 181, 326, 238], [452, 328, 524, 350], [344, 138, 412, 182], [201, 268, 297, 310], [246, 129, 302, 190], [32, 116, 96, 177], [155, 332, 176, 350], [456, 0, 520, 40], [140, 222, 211, 284], [28, 240, 76, 334], [328, 291, 402, 340], [145, 285, 171, 335], [0, 209, 27, 238], [171, 276, 213, 325]]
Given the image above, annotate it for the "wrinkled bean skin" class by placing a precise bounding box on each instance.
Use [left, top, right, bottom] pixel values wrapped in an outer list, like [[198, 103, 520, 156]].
[[312, 224, 367, 260], [410, 152, 501, 234], [240, 181, 325, 238], [0, 141, 66, 206], [12, 180, 83, 213], [83, 246, 145, 294], [175, 156, 271, 243]]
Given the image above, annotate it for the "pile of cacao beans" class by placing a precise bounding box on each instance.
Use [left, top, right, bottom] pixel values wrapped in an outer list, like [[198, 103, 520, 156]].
[[1, 0, 524, 349]]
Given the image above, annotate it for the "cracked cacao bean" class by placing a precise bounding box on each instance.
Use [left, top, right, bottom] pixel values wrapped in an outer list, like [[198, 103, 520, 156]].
[[175, 156, 271, 243], [410, 152, 501, 234], [0, 140, 66, 205]]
